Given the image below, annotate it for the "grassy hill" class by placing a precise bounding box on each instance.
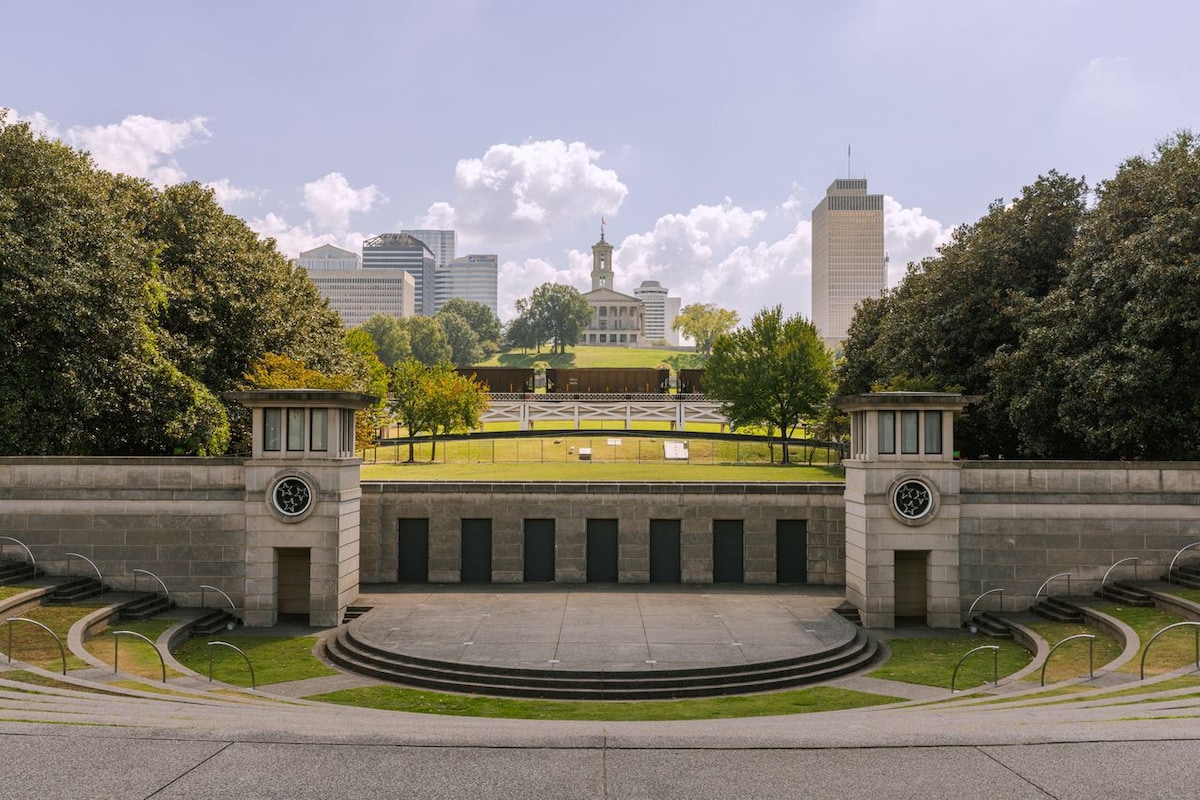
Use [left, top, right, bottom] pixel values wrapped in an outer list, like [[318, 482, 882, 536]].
[[480, 346, 706, 370]]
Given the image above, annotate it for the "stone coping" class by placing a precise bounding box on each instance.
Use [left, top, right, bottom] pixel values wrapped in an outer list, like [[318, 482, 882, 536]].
[[0, 456, 244, 466]]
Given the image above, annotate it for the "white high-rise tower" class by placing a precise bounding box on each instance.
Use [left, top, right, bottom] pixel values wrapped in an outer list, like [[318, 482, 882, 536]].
[[811, 178, 885, 351]]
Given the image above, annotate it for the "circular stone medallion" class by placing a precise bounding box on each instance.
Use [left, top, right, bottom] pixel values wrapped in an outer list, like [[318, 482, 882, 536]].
[[269, 474, 316, 522], [889, 476, 938, 525]]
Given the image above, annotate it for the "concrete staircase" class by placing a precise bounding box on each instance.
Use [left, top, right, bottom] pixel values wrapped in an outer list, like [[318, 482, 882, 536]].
[[47, 576, 103, 604], [1030, 596, 1085, 624], [0, 558, 41, 585], [1095, 581, 1155, 607], [323, 625, 880, 701], [1165, 564, 1200, 590]]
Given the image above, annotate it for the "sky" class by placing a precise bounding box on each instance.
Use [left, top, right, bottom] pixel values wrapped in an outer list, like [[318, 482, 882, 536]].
[[4, 1, 1199, 324]]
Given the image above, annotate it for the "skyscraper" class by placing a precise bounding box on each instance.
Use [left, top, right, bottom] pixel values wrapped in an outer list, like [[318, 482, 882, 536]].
[[402, 229, 456, 271], [362, 233, 437, 315], [634, 280, 681, 345], [434, 254, 499, 316], [811, 178, 886, 351], [297, 244, 415, 327]]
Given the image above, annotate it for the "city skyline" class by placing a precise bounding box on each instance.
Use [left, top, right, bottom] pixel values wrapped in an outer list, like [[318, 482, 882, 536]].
[[4, 2, 1198, 324]]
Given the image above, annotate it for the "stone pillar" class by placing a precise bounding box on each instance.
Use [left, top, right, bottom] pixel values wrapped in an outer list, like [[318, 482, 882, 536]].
[[838, 392, 978, 629], [227, 390, 376, 627]]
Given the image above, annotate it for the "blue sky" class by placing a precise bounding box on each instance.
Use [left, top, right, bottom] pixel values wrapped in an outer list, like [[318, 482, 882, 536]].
[[4, 1, 1199, 322]]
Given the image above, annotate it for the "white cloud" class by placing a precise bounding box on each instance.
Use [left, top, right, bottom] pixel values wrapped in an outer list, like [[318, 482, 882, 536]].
[[417, 201, 457, 229], [496, 258, 578, 320], [882, 195, 953, 286], [303, 172, 385, 231], [205, 178, 257, 206], [1, 107, 61, 138], [65, 114, 210, 185], [248, 212, 367, 261], [431, 139, 628, 248]]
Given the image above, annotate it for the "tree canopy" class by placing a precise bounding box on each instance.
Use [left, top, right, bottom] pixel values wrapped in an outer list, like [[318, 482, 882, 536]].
[[436, 298, 502, 356], [510, 282, 592, 354], [705, 306, 834, 464], [0, 114, 354, 456], [840, 132, 1200, 460], [672, 303, 740, 355], [387, 359, 487, 462]]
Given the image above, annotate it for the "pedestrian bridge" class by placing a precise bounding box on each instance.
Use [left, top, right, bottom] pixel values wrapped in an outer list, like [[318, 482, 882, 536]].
[[482, 392, 727, 431]]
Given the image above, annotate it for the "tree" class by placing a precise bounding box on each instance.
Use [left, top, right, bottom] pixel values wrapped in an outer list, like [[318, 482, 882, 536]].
[[0, 115, 229, 456], [517, 282, 592, 355], [358, 314, 411, 367], [435, 311, 484, 367], [437, 298, 502, 355], [672, 303, 740, 355], [424, 367, 488, 461], [406, 315, 453, 365], [387, 359, 436, 463], [994, 132, 1200, 459], [504, 309, 542, 353], [387, 359, 488, 462], [838, 171, 1087, 457], [704, 306, 834, 464]]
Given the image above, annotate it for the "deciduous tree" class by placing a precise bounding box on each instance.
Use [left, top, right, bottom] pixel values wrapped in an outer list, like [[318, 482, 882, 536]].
[[705, 306, 834, 464], [672, 303, 739, 355]]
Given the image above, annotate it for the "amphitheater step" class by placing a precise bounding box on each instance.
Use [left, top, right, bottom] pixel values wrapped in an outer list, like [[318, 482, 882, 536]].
[[322, 625, 880, 700], [0, 559, 41, 585], [1030, 596, 1084, 624], [833, 601, 862, 626], [118, 592, 171, 621], [1165, 565, 1200, 590], [1095, 581, 1155, 607], [966, 611, 1014, 639], [47, 576, 103, 604], [188, 609, 239, 637], [341, 605, 373, 624]]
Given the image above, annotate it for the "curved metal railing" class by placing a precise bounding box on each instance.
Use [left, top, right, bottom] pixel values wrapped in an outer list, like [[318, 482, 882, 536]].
[[1100, 557, 1139, 590], [199, 585, 239, 622], [1166, 542, 1200, 584], [0, 536, 36, 571], [1139, 621, 1200, 680], [1041, 634, 1095, 686], [113, 630, 167, 683], [208, 641, 256, 689], [64, 552, 103, 592], [950, 645, 1000, 693], [132, 569, 170, 606], [966, 588, 1004, 622], [1033, 572, 1072, 607], [4, 617, 67, 675]]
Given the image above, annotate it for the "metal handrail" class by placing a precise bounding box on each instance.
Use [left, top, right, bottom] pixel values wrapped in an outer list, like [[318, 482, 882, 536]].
[[199, 585, 238, 620], [1166, 542, 1200, 584], [1139, 621, 1200, 680], [64, 552, 103, 592], [208, 641, 256, 689], [1041, 634, 1095, 686], [132, 569, 170, 606], [0, 536, 36, 571], [113, 630, 167, 683], [1033, 572, 1072, 606], [966, 588, 1004, 621], [1100, 557, 1139, 589], [950, 645, 999, 693], [5, 617, 67, 675]]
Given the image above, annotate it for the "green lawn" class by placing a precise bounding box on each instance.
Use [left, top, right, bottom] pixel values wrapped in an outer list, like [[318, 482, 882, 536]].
[[1021, 620, 1124, 683], [172, 634, 338, 687], [482, 346, 693, 369], [363, 461, 843, 482], [4, 604, 104, 672], [85, 619, 182, 680], [1095, 603, 1200, 676], [307, 684, 901, 720], [869, 637, 1033, 690]]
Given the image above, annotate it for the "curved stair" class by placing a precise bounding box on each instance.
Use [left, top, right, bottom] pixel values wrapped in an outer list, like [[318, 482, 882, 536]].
[[323, 623, 879, 700]]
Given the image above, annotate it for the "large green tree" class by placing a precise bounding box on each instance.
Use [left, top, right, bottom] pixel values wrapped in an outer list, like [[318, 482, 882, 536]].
[[513, 282, 592, 355], [705, 306, 834, 464], [358, 314, 412, 367], [0, 116, 228, 455], [387, 359, 487, 462], [434, 311, 484, 366], [993, 133, 1200, 458], [838, 171, 1087, 457], [672, 303, 740, 355]]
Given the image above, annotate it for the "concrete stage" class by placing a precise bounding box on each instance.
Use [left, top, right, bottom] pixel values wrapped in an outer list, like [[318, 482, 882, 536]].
[[350, 584, 855, 673]]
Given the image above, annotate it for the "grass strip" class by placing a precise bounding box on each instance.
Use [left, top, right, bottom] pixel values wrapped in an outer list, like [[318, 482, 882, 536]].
[[869, 637, 1033, 690], [172, 635, 337, 687], [306, 684, 901, 720]]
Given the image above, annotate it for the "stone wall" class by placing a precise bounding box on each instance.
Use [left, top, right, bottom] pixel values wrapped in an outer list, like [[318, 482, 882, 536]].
[[959, 462, 1200, 607], [360, 482, 847, 585], [0, 458, 247, 606]]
